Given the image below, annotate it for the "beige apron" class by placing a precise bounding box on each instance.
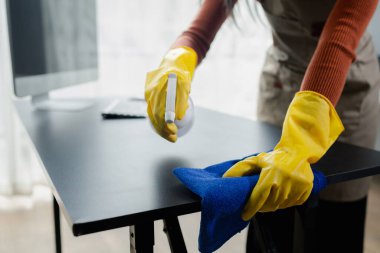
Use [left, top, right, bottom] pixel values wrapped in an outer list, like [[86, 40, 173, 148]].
[[257, 0, 380, 201]]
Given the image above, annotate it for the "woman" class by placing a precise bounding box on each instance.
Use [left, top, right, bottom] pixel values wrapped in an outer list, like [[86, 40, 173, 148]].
[[145, 0, 380, 252]]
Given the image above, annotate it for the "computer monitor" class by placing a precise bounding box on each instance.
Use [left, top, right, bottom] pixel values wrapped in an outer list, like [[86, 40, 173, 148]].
[[7, 0, 98, 110]]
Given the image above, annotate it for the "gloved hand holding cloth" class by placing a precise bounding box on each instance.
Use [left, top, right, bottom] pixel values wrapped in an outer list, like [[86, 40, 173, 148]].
[[174, 91, 344, 252], [144, 46, 197, 142], [223, 91, 344, 220]]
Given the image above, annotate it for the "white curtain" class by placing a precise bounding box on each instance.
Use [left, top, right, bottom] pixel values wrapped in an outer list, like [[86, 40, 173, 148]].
[[0, 0, 46, 196], [92, 0, 272, 117]]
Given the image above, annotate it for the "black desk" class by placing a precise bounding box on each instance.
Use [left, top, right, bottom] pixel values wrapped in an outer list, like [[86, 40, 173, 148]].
[[14, 98, 380, 252]]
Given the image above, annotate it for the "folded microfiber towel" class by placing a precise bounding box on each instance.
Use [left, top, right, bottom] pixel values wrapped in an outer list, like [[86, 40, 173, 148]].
[[173, 154, 327, 253]]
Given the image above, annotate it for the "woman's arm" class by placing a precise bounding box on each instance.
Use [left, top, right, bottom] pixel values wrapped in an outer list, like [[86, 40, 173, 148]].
[[301, 0, 379, 105], [172, 0, 236, 64]]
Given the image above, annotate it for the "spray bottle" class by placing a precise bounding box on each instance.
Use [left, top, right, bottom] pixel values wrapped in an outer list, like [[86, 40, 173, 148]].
[[164, 73, 194, 137]]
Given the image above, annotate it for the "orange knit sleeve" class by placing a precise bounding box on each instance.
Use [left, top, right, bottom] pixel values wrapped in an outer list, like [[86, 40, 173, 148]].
[[171, 0, 235, 64], [301, 0, 379, 105]]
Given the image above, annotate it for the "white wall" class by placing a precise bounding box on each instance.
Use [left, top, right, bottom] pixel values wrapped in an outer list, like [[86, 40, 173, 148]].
[[368, 4, 380, 55]]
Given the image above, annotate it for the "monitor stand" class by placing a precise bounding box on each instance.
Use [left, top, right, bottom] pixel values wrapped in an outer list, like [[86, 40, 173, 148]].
[[31, 93, 93, 111]]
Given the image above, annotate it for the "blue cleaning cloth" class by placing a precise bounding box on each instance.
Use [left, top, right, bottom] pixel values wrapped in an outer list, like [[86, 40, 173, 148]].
[[173, 154, 327, 253]]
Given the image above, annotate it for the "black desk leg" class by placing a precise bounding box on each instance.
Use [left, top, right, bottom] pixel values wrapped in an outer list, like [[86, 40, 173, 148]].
[[53, 196, 62, 253], [163, 217, 187, 253], [246, 218, 268, 253], [130, 221, 154, 253]]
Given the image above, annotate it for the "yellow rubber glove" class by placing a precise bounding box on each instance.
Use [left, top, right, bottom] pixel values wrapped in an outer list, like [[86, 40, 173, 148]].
[[145, 46, 197, 142], [223, 91, 344, 221]]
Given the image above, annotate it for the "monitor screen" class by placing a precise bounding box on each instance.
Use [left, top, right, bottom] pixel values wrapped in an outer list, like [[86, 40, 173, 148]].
[[7, 0, 98, 97]]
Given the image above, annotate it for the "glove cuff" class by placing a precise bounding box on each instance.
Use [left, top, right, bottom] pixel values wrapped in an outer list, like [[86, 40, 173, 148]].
[[275, 91, 344, 163], [161, 46, 198, 80], [296, 91, 344, 143]]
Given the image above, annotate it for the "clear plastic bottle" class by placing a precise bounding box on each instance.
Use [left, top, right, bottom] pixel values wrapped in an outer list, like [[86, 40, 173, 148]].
[[175, 97, 194, 137]]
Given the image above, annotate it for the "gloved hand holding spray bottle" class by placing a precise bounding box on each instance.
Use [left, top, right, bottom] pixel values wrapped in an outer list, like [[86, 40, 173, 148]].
[[145, 47, 197, 142]]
